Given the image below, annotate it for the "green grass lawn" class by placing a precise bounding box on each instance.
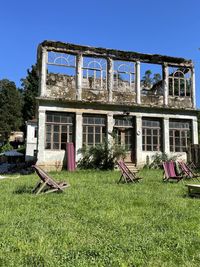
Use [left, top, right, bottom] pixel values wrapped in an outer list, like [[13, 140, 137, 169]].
[[0, 169, 200, 267]]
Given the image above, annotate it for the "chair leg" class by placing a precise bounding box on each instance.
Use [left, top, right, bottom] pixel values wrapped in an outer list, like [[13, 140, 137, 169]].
[[35, 181, 48, 195], [32, 180, 42, 193], [118, 175, 123, 184]]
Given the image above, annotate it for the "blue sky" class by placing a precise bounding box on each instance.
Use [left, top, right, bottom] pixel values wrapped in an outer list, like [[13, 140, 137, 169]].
[[0, 0, 200, 107]]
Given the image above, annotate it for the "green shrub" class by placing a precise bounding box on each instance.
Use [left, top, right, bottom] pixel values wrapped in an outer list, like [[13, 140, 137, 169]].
[[147, 152, 178, 169], [0, 142, 13, 153], [77, 141, 126, 170]]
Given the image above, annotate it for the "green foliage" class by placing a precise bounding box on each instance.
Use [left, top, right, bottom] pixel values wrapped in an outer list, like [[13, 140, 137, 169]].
[[1, 169, 200, 266], [0, 79, 22, 141], [17, 144, 26, 155], [21, 64, 39, 125], [141, 70, 162, 88], [77, 141, 126, 170], [141, 70, 152, 88], [153, 73, 161, 84], [0, 142, 13, 153], [146, 152, 178, 169]]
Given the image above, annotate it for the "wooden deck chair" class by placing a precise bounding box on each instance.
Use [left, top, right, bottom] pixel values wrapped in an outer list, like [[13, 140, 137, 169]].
[[32, 165, 70, 195], [178, 161, 200, 181], [117, 160, 142, 184], [163, 161, 183, 182]]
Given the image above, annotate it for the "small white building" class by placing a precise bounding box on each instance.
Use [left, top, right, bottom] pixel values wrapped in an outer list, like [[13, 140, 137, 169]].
[[25, 119, 37, 161]]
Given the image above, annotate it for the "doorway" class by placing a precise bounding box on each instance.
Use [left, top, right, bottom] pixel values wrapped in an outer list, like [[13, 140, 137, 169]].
[[114, 116, 136, 163]]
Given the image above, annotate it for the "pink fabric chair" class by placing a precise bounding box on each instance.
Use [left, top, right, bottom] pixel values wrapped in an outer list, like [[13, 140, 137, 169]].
[[163, 161, 183, 182], [178, 161, 200, 181]]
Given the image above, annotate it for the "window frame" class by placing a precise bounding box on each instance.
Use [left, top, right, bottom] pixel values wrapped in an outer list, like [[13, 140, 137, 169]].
[[114, 116, 134, 150], [45, 112, 74, 150], [169, 120, 191, 152], [82, 115, 107, 147], [142, 118, 162, 152]]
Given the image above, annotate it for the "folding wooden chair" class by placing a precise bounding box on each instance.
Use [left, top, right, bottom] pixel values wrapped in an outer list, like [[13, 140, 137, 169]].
[[32, 165, 70, 195], [178, 161, 200, 181], [163, 161, 183, 182], [117, 160, 142, 184]]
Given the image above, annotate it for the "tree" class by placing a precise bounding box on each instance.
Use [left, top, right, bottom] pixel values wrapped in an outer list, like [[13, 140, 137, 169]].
[[21, 64, 39, 124], [0, 79, 23, 141], [153, 73, 161, 84], [141, 70, 153, 88], [141, 70, 162, 89]]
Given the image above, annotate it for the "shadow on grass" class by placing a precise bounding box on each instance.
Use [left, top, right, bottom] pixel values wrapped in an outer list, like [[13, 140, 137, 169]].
[[13, 185, 33, 194]]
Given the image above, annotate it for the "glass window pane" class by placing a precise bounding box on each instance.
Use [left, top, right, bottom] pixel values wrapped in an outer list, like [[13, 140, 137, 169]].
[[95, 126, 100, 133], [83, 117, 88, 124], [88, 134, 93, 145], [147, 129, 151, 135], [153, 136, 158, 145], [95, 117, 101, 124], [153, 129, 158, 135], [61, 116, 67, 123], [83, 134, 86, 144], [61, 143, 66, 150], [102, 127, 106, 133], [53, 143, 59, 149], [95, 134, 100, 143], [62, 125, 68, 132], [46, 133, 51, 142], [88, 117, 94, 124], [46, 114, 53, 122], [88, 126, 94, 133], [147, 145, 152, 151], [61, 133, 67, 142], [175, 131, 179, 137], [53, 133, 59, 142], [54, 115, 60, 123], [69, 134, 73, 142], [45, 143, 51, 149], [46, 125, 51, 132], [54, 125, 59, 132], [147, 136, 151, 145]]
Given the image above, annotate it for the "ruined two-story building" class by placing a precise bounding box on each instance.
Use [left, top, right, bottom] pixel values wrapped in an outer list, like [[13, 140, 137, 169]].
[[35, 40, 198, 170]]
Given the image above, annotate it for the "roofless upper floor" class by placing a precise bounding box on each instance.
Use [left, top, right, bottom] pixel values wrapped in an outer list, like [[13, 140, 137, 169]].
[[37, 40, 196, 109]]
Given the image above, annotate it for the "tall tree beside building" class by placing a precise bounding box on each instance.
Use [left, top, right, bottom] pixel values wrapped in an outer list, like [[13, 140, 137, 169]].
[[21, 64, 39, 123], [0, 79, 22, 141]]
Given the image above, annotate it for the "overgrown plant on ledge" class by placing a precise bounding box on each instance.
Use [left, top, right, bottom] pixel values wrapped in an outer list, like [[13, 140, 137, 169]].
[[77, 141, 127, 170]]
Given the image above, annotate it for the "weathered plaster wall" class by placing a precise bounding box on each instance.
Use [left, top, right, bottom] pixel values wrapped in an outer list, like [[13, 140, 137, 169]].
[[112, 91, 136, 104], [82, 89, 108, 102], [141, 95, 164, 106], [168, 97, 193, 109], [46, 73, 76, 100]]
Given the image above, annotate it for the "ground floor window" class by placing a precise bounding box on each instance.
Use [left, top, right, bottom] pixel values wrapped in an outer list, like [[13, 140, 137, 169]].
[[83, 115, 106, 146], [114, 117, 134, 150], [169, 120, 191, 152], [45, 112, 74, 150], [142, 118, 162, 151]]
